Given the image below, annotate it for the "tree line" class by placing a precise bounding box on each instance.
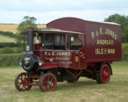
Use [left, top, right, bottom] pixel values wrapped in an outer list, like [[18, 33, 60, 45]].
[[104, 14, 128, 42]]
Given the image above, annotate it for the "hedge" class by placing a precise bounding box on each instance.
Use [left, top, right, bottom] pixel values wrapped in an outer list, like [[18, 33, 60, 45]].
[[0, 53, 22, 67], [0, 47, 23, 54], [123, 43, 128, 60], [0, 43, 18, 48], [123, 54, 128, 61], [0, 31, 17, 39]]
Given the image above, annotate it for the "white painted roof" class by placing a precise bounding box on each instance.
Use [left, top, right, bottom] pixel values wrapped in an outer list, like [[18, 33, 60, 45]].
[[37, 28, 83, 34], [102, 22, 120, 26], [84, 19, 120, 26]]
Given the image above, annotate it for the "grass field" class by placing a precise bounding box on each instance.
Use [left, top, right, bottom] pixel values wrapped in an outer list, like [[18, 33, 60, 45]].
[[0, 24, 46, 33], [0, 24, 18, 32], [0, 35, 16, 43], [0, 61, 128, 102]]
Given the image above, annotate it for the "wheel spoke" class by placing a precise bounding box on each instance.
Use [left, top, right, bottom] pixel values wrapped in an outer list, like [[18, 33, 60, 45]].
[[15, 72, 32, 91], [39, 73, 57, 91]]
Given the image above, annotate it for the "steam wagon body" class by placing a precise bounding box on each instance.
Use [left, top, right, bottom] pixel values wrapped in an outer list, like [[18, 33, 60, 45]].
[[15, 17, 122, 92], [47, 17, 122, 63]]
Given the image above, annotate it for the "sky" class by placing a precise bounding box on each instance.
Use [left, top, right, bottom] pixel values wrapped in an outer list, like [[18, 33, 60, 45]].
[[0, 0, 128, 24]]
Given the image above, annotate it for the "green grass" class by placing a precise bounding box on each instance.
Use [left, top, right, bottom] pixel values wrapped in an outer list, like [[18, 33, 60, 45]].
[[0, 61, 128, 102], [0, 35, 16, 43]]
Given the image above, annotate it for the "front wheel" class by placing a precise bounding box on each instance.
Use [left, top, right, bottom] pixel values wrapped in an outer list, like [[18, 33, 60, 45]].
[[96, 64, 111, 84], [39, 73, 57, 92], [15, 72, 32, 91]]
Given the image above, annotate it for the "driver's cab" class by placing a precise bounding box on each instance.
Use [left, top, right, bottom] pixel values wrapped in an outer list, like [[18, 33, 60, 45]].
[[30, 29, 84, 51], [25, 28, 84, 59]]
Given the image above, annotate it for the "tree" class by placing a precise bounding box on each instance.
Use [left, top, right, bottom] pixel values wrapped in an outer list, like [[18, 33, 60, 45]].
[[16, 16, 37, 48], [104, 14, 128, 42], [17, 16, 37, 33]]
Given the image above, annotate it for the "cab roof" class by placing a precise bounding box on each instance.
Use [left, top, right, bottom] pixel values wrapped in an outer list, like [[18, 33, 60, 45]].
[[35, 28, 83, 35]]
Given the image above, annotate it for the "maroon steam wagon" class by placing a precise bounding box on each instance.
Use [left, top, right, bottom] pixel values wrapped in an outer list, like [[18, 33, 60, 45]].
[[15, 17, 122, 92]]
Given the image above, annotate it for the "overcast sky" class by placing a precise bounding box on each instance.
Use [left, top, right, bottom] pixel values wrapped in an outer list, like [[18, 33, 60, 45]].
[[0, 0, 128, 24]]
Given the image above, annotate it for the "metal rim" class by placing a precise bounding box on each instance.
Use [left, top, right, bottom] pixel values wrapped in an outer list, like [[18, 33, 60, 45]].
[[39, 73, 57, 91], [15, 72, 32, 91]]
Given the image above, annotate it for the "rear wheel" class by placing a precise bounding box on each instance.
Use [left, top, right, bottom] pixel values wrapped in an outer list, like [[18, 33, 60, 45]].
[[96, 64, 111, 84], [15, 72, 32, 91], [39, 73, 57, 92]]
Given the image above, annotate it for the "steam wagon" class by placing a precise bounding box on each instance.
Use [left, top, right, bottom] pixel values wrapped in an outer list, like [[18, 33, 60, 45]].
[[15, 17, 122, 92]]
